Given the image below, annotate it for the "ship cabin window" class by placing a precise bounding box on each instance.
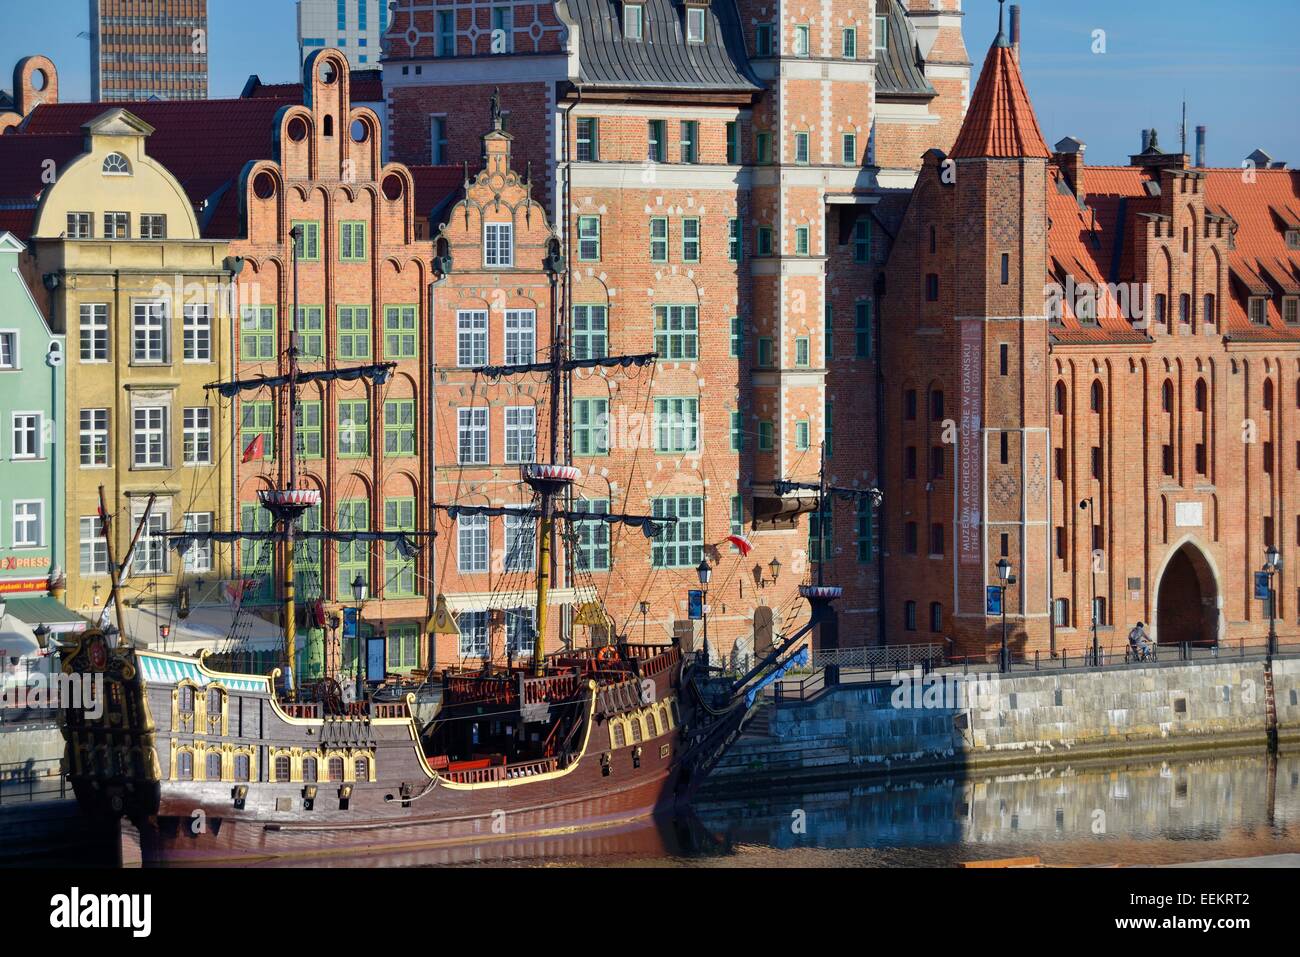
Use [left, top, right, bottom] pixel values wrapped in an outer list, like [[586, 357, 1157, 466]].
[[303, 757, 318, 782], [613, 722, 627, 748], [631, 717, 644, 743], [329, 757, 345, 781], [355, 757, 370, 781], [178, 686, 194, 713], [206, 753, 222, 781], [646, 711, 658, 737], [207, 687, 222, 713], [275, 755, 291, 782], [234, 754, 251, 782], [177, 750, 194, 781]]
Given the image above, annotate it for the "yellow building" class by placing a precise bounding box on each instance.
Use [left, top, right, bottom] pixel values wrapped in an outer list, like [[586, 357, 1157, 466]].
[[30, 109, 237, 630]]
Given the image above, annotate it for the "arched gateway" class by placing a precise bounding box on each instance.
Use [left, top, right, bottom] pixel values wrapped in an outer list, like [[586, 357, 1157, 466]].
[[1154, 540, 1221, 645]]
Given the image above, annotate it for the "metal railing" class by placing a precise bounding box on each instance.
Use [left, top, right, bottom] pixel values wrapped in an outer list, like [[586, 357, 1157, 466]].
[[0, 758, 68, 806]]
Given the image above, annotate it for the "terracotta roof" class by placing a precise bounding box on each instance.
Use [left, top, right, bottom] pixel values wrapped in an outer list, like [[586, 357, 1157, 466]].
[[0, 132, 90, 240], [409, 165, 465, 226], [949, 36, 1050, 160]]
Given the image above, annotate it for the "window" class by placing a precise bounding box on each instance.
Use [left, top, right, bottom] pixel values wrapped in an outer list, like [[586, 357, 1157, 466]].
[[177, 751, 193, 781], [457, 407, 488, 464], [685, 6, 706, 43], [132, 407, 166, 467], [757, 226, 775, 256], [904, 601, 916, 631], [755, 132, 772, 164], [649, 217, 669, 262], [624, 3, 643, 40], [571, 216, 602, 263], [337, 306, 371, 359], [794, 24, 810, 57], [795, 419, 810, 450], [904, 390, 917, 420], [757, 337, 774, 367], [999, 343, 1009, 376], [682, 218, 700, 262], [240, 306, 276, 362], [1000, 432, 1010, 465], [387, 623, 420, 670], [842, 132, 857, 166], [491, 6, 513, 52], [726, 122, 739, 164], [337, 221, 367, 262], [384, 400, 416, 456], [795, 337, 810, 366], [241, 401, 273, 461], [504, 512, 535, 572], [903, 522, 918, 554], [1249, 297, 1267, 325], [79, 409, 109, 467], [457, 610, 488, 658], [80, 304, 109, 362], [337, 499, 369, 597], [730, 316, 743, 358], [9, 412, 39, 459], [925, 274, 939, 301], [874, 15, 888, 52], [140, 214, 166, 240], [458, 514, 488, 572], [12, 501, 43, 547], [930, 389, 945, 420], [1286, 298, 1300, 326], [504, 406, 536, 463], [505, 607, 535, 656], [930, 523, 944, 556], [183, 305, 210, 362], [842, 26, 857, 58], [647, 120, 666, 162], [850, 219, 872, 264], [1000, 253, 1010, 285], [680, 121, 698, 163], [484, 222, 513, 267], [295, 401, 322, 459], [651, 497, 703, 567], [572, 305, 608, 359], [183, 512, 212, 572], [904, 446, 917, 479], [809, 503, 832, 562], [103, 212, 129, 239], [383, 306, 417, 359], [292, 220, 320, 261], [573, 399, 608, 456], [67, 212, 91, 239], [1204, 294, 1216, 326], [728, 218, 742, 262], [182, 408, 211, 465], [437, 10, 455, 56], [730, 410, 744, 451], [574, 499, 610, 571], [132, 301, 167, 363], [133, 510, 169, 575], [654, 397, 699, 452], [338, 399, 369, 457], [383, 499, 417, 597], [504, 309, 536, 365], [654, 305, 698, 359], [930, 445, 945, 479], [80, 516, 108, 575], [825, 399, 834, 454], [794, 131, 809, 164], [758, 421, 774, 451], [239, 504, 274, 604], [576, 118, 598, 161], [430, 116, 448, 163], [855, 302, 872, 357], [856, 499, 874, 562], [755, 22, 773, 56]]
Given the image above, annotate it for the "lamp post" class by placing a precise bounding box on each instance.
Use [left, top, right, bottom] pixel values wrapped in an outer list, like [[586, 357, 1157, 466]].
[[1080, 498, 1100, 665], [1265, 544, 1281, 658], [696, 558, 712, 669], [996, 557, 1016, 673], [639, 600, 649, 644], [768, 556, 781, 587], [351, 574, 367, 705]]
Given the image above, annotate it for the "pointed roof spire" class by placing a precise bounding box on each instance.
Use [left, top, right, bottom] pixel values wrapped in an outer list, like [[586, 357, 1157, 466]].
[[949, 2, 1049, 160]]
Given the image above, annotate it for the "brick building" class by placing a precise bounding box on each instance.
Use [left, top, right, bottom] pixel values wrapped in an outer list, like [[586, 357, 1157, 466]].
[[382, 0, 970, 661], [883, 13, 1300, 659]]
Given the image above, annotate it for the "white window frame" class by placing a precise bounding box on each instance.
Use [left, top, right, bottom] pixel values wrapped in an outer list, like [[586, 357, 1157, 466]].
[[457, 407, 489, 464], [183, 512, 213, 572], [103, 211, 130, 239], [0, 331, 17, 370], [458, 514, 489, 573], [794, 24, 810, 58], [503, 511, 535, 572], [79, 408, 110, 467], [79, 304, 109, 362], [504, 406, 536, 464], [794, 131, 810, 164], [456, 310, 488, 366], [182, 407, 211, 466], [12, 500, 44, 548], [491, 5, 513, 53], [182, 304, 211, 362], [67, 212, 92, 239], [132, 509, 170, 576], [624, 3, 643, 40], [79, 516, 109, 576], [686, 6, 706, 43], [132, 406, 167, 468], [11, 412, 41, 459], [430, 115, 447, 164], [132, 300, 168, 364], [874, 15, 888, 53], [139, 213, 166, 240], [484, 222, 514, 268], [504, 309, 536, 365], [458, 610, 488, 657]]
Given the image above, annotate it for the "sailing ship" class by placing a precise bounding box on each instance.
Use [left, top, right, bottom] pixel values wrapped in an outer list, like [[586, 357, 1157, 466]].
[[55, 234, 834, 867]]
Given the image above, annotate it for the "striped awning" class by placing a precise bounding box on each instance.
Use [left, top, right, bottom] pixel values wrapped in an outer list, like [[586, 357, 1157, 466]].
[[136, 652, 271, 693]]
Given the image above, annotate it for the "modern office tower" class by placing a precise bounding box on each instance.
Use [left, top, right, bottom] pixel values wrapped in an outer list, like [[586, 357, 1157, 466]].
[[298, 0, 392, 68], [90, 0, 209, 101]]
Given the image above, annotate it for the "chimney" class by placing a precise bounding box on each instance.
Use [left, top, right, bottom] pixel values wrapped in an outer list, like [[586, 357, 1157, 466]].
[[1141, 129, 1152, 153], [1195, 125, 1206, 168], [1053, 136, 1086, 203], [1010, 4, 1021, 59]]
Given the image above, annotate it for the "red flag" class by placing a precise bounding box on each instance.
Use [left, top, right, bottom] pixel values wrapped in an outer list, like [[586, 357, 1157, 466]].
[[241, 432, 265, 463], [726, 534, 753, 556]]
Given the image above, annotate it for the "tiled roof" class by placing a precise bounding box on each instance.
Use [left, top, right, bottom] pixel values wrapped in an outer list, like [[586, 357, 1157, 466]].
[[0, 132, 90, 240], [242, 69, 382, 103], [409, 165, 465, 226], [570, 0, 761, 92], [875, 0, 935, 98], [949, 36, 1049, 160]]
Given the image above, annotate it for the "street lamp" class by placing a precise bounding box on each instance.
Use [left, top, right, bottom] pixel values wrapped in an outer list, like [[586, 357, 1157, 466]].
[[639, 600, 650, 644], [1080, 498, 1100, 665], [697, 559, 712, 669], [351, 574, 367, 706], [768, 556, 781, 584], [996, 557, 1016, 673], [1264, 545, 1281, 658]]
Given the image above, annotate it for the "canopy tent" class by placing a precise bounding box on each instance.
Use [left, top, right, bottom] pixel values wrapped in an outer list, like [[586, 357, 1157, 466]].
[[3, 595, 88, 637], [113, 601, 283, 655]]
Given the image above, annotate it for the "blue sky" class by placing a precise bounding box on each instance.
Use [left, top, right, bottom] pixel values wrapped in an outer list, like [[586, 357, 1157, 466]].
[[2, 0, 1297, 168]]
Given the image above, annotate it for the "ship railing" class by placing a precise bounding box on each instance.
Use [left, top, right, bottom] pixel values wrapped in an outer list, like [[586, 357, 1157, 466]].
[[370, 701, 409, 719], [443, 675, 518, 706], [522, 673, 581, 705], [281, 702, 322, 719], [442, 764, 507, 784], [505, 757, 559, 779]]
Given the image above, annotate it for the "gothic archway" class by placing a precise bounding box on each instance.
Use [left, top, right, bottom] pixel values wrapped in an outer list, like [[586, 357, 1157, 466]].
[[1154, 540, 1220, 645]]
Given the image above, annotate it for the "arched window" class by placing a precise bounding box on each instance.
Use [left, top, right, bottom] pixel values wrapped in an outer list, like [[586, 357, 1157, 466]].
[[354, 756, 370, 781], [1162, 380, 1174, 412], [275, 755, 291, 781], [178, 686, 194, 713], [1055, 381, 1066, 415], [1264, 379, 1274, 410], [1195, 379, 1207, 412], [302, 757, 318, 782], [207, 687, 222, 714], [1090, 381, 1103, 413], [613, 723, 627, 748], [102, 152, 131, 175], [645, 711, 658, 737], [206, 752, 222, 781], [328, 757, 344, 781], [177, 750, 194, 781], [630, 717, 644, 743], [234, 753, 250, 782]]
